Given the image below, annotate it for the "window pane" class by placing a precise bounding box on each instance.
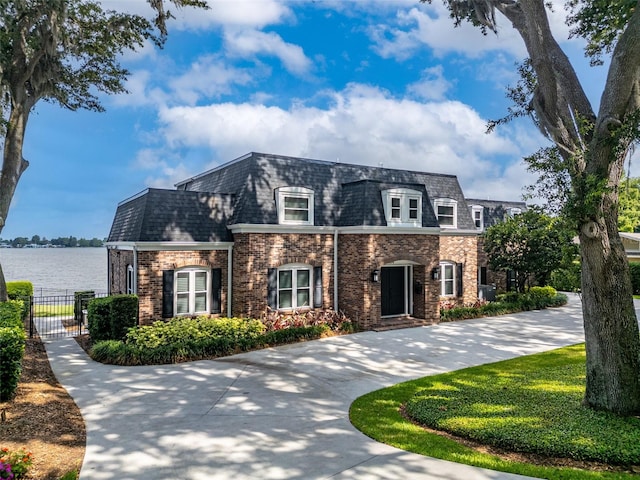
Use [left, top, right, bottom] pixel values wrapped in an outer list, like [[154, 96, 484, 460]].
[[391, 197, 401, 207], [195, 271, 207, 291], [297, 269, 310, 288], [195, 292, 207, 312], [284, 209, 309, 221], [279, 270, 292, 289], [297, 289, 310, 307], [279, 290, 292, 309], [409, 198, 418, 208], [444, 265, 454, 280], [176, 294, 189, 314], [285, 197, 308, 209], [438, 205, 454, 216], [444, 280, 454, 296], [176, 272, 190, 293]]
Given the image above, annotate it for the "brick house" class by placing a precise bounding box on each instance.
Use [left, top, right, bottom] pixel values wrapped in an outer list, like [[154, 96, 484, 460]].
[[107, 152, 522, 330]]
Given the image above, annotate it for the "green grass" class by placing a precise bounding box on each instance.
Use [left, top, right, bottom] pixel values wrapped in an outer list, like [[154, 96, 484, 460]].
[[33, 304, 74, 317], [350, 344, 640, 479]]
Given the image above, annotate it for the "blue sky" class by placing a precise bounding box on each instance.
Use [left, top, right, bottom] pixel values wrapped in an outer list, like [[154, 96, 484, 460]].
[[3, 0, 613, 239]]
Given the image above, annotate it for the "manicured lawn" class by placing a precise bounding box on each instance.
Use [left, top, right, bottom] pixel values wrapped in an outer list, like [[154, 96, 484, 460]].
[[350, 344, 640, 479], [33, 303, 74, 317]]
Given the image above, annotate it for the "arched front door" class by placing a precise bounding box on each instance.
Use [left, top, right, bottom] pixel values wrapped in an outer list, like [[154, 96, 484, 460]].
[[381, 264, 413, 317]]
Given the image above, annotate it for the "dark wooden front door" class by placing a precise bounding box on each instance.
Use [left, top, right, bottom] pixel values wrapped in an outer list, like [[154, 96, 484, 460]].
[[381, 266, 406, 316]]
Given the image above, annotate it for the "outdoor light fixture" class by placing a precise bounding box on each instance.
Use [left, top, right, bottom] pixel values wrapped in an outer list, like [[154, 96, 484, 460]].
[[371, 269, 380, 283], [431, 267, 440, 280]]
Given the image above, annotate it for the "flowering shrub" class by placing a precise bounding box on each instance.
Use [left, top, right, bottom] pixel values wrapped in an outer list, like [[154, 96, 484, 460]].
[[260, 308, 352, 332], [0, 448, 33, 479]]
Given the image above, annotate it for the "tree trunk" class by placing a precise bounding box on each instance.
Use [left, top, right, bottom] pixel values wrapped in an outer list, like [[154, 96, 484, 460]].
[[580, 219, 640, 414], [0, 102, 31, 303]]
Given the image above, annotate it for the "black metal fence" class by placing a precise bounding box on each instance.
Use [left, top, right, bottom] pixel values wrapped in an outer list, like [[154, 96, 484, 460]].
[[28, 291, 108, 338]]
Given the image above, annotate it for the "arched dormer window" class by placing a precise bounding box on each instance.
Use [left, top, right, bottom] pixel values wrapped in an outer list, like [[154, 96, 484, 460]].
[[276, 187, 314, 225], [382, 188, 422, 227]]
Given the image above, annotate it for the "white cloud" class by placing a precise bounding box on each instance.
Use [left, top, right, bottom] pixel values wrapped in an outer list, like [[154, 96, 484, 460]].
[[134, 148, 194, 188], [168, 56, 257, 104], [407, 65, 452, 101], [224, 29, 313, 76], [152, 83, 530, 194]]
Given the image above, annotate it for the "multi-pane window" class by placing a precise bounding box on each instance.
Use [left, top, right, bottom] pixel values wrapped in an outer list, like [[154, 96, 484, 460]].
[[434, 199, 457, 228], [284, 196, 309, 222], [278, 266, 311, 309], [471, 206, 483, 230], [383, 189, 422, 226], [175, 268, 209, 315], [440, 262, 455, 297], [277, 187, 314, 225]]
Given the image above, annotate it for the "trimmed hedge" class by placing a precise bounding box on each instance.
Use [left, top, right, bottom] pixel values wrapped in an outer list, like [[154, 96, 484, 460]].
[[7, 281, 33, 318], [87, 295, 138, 342], [441, 289, 567, 322], [630, 263, 640, 295], [90, 316, 333, 366], [0, 300, 26, 402]]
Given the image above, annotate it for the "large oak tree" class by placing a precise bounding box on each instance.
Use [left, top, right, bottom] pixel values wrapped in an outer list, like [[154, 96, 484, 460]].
[[0, 0, 206, 301], [424, 0, 640, 415]]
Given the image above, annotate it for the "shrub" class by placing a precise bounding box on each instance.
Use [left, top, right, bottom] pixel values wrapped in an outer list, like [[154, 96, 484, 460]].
[[73, 290, 95, 324], [630, 262, 640, 295], [6, 282, 32, 319], [260, 308, 351, 331], [550, 262, 581, 292], [87, 295, 138, 341], [108, 295, 138, 341], [527, 285, 557, 299], [87, 297, 112, 342], [0, 301, 26, 402]]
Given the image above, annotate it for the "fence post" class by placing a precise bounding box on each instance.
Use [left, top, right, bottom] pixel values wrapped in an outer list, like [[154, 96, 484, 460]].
[[29, 295, 34, 338]]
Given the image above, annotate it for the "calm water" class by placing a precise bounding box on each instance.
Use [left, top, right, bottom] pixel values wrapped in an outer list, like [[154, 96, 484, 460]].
[[0, 247, 107, 296]]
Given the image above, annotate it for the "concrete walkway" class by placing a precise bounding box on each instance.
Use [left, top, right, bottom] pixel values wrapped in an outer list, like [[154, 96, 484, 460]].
[[42, 295, 588, 480]]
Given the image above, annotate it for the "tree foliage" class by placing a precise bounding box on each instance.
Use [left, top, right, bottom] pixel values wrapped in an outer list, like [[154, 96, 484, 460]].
[[483, 209, 573, 292], [618, 176, 640, 232], [0, 0, 207, 302]]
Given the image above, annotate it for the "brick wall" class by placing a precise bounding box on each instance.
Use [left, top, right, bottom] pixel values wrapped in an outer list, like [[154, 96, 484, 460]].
[[136, 250, 229, 325], [477, 237, 510, 293], [440, 235, 478, 305], [232, 232, 335, 319], [338, 234, 440, 330]]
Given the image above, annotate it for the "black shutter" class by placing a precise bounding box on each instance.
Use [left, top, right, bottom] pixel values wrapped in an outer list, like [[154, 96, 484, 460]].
[[267, 268, 278, 309], [313, 266, 323, 308], [162, 270, 174, 318], [456, 263, 463, 298], [211, 268, 222, 314]]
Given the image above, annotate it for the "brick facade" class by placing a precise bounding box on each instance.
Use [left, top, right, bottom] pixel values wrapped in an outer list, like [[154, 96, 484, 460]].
[[108, 249, 134, 295], [232, 232, 335, 319], [439, 234, 478, 305], [109, 248, 229, 325], [338, 233, 440, 330]]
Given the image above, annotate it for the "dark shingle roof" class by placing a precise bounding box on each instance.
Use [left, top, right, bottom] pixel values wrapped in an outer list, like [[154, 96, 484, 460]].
[[177, 152, 475, 229], [465, 198, 528, 228], [108, 189, 234, 242]]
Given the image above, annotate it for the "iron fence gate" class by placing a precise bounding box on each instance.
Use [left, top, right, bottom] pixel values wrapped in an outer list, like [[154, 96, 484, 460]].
[[28, 292, 107, 338]]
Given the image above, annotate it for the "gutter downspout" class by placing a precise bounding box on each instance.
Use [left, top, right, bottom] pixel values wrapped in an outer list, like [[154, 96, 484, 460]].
[[133, 245, 138, 295], [334, 228, 339, 311], [227, 244, 233, 318]]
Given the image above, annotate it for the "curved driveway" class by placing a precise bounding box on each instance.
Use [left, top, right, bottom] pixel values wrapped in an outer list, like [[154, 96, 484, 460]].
[[44, 295, 588, 480]]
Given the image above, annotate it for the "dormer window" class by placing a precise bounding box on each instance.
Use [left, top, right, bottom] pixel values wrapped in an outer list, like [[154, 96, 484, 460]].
[[382, 188, 422, 227], [471, 205, 484, 230], [434, 198, 457, 229], [276, 187, 314, 225]]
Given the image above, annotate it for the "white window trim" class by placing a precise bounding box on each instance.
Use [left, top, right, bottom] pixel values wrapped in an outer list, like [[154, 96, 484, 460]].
[[471, 205, 484, 230], [277, 263, 313, 310], [174, 267, 211, 316], [440, 262, 456, 297], [276, 186, 315, 226], [508, 207, 522, 217], [434, 198, 458, 229], [382, 188, 422, 227]]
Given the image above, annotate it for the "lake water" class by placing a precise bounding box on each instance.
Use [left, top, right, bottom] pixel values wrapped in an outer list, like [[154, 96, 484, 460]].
[[0, 247, 107, 296]]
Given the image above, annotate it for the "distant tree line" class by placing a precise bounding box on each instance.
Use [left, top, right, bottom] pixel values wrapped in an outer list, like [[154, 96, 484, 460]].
[[0, 235, 105, 248]]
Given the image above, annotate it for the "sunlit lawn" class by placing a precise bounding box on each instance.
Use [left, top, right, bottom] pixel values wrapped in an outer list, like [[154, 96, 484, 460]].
[[350, 344, 640, 480], [32, 303, 74, 317]]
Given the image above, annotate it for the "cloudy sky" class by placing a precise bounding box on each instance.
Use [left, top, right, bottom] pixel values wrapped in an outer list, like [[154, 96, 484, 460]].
[[4, 0, 612, 239]]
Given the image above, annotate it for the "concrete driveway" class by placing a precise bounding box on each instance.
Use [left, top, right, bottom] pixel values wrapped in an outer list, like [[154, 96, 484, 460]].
[[43, 294, 587, 480]]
